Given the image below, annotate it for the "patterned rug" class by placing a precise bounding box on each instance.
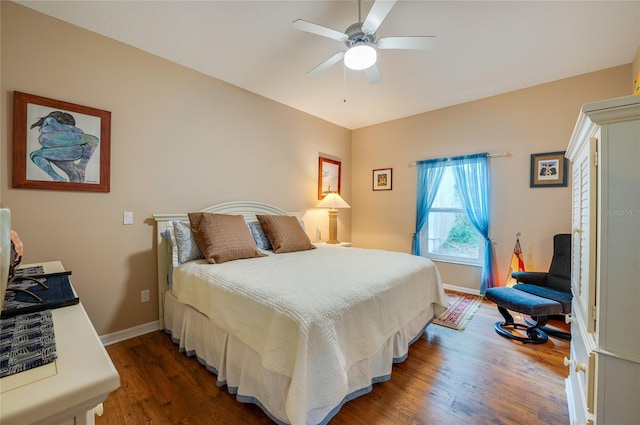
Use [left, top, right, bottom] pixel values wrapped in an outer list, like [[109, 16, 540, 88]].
[[433, 290, 483, 331]]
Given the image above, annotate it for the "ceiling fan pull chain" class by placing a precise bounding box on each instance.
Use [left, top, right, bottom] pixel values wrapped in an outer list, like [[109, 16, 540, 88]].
[[343, 66, 348, 103]]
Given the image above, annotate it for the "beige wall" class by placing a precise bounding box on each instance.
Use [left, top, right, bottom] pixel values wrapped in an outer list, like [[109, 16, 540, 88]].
[[1, 2, 351, 335], [352, 65, 631, 291]]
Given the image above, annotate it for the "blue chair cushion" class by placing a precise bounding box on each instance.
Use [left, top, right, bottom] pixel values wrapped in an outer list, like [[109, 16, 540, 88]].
[[485, 287, 563, 317], [513, 284, 572, 314]]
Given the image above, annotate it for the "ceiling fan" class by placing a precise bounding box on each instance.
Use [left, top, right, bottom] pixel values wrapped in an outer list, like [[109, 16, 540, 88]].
[[293, 0, 436, 84]]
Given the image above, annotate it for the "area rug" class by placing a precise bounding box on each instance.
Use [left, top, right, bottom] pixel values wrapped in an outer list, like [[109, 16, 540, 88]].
[[433, 290, 483, 331]]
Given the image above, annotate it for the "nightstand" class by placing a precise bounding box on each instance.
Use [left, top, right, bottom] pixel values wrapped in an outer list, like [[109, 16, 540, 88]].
[[316, 242, 352, 247], [0, 261, 120, 425]]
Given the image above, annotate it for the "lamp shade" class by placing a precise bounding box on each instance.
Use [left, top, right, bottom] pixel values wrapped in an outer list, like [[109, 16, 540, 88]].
[[316, 192, 351, 209], [343, 44, 377, 71]]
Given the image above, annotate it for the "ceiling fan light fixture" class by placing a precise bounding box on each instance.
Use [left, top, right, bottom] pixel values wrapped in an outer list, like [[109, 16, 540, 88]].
[[344, 44, 377, 70]]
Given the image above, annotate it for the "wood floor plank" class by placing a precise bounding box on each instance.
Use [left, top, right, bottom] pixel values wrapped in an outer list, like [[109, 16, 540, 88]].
[[96, 300, 570, 424]]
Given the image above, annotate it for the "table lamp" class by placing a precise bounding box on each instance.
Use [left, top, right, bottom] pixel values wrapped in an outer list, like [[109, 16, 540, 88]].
[[316, 192, 350, 244]]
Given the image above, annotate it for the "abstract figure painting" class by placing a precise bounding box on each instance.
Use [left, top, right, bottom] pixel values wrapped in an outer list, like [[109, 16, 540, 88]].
[[12, 92, 111, 192]]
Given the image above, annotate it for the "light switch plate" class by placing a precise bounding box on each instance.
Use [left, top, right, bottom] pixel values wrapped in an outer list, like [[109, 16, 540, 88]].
[[123, 211, 133, 225]]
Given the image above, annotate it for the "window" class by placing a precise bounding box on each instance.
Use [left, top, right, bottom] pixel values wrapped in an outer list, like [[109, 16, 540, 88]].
[[421, 166, 483, 265]]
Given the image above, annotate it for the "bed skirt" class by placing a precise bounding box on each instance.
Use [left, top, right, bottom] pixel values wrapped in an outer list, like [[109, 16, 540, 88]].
[[164, 290, 436, 425]]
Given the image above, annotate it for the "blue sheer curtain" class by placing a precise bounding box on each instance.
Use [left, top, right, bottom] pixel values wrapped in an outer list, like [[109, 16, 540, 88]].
[[412, 158, 447, 256], [450, 153, 495, 294]]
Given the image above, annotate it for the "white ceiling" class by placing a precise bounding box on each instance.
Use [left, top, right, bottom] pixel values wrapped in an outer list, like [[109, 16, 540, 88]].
[[16, 1, 640, 130]]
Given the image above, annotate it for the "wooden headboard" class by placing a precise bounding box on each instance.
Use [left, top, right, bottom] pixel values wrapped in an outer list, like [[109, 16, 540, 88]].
[[153, 201, 302, 328]]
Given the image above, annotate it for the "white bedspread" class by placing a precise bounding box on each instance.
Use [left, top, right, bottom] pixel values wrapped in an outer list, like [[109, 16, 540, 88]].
[[172, 245, 447, 425]]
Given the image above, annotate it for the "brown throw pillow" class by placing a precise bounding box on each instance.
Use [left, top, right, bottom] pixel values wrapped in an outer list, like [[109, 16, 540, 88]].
[[256, 215, 316, 254], [188, 213, 266, 264]]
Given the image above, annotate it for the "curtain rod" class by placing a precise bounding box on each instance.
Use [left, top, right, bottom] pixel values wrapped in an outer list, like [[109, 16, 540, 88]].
[[408, 152, 510, 167]]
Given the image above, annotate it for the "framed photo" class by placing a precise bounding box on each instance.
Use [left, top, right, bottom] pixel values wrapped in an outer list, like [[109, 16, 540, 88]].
[[318, 157, 341, 199], [372, 168, 392, 191], [12, 91, 111, 192], [530, 151, 567, 188]]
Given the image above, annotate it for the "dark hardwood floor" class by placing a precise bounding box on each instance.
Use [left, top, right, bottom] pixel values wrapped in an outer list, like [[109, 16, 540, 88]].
[[96, 300, 570, 425]]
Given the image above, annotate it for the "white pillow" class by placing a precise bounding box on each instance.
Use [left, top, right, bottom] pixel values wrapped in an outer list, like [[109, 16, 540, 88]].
[[172, 220, 204, 264]]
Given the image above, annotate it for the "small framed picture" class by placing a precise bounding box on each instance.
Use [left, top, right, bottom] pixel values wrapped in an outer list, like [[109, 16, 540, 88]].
[[372, 168, 392, 191], [318, 156, 341, 199], [530, 151, 568, 188]]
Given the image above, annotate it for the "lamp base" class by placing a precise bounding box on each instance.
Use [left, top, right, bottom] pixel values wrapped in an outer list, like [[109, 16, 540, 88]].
[[326, 209, 340, 245]]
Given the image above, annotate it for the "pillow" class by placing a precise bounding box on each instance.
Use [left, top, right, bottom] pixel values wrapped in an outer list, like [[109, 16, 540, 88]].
[[256, 215, 316, 254], [173, 220, 204, 264], [188, 213, 266, 264], [161, 227, 177, 288], [248, 218, 307, 251], [248, 221, 273, 251], [162, 226, 179, 267]]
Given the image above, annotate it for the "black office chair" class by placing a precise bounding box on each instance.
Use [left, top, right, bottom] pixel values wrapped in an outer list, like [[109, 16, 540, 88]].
[[485, 234, 572, 343]]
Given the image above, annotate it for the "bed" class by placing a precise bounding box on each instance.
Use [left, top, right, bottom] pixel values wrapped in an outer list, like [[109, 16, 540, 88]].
[[153, 201, 447, 425]]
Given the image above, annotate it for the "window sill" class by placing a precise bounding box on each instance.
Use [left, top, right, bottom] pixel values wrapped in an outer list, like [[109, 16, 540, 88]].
[[428, 257, 482, 267]]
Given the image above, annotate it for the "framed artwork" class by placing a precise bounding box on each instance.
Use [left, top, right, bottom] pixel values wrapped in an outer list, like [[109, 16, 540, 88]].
[[372, 168, 392, 191], [530, 151, 567, 188], [318, 156, 341, 199], [12, 91, 111, 192]]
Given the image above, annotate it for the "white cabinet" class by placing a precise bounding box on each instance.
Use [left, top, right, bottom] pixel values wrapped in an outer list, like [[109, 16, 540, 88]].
[[0, 261, 120, 425], [565, 95, 640, 425]]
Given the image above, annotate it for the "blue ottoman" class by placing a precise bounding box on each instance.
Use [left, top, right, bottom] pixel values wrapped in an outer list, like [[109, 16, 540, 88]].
[[485, 287, 564, 344]]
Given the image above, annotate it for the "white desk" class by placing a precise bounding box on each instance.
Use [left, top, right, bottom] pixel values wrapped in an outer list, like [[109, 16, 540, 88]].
[[0, 261, 120, 425]]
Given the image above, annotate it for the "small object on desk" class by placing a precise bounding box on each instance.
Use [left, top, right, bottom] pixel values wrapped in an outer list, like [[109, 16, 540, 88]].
[[1, 271, 79, 319], [14, 265, 44, 277]]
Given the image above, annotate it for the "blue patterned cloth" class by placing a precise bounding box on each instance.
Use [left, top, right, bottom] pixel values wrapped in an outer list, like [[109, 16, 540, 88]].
[[2, 273, 78, 319], [0, 310, 57, 378]]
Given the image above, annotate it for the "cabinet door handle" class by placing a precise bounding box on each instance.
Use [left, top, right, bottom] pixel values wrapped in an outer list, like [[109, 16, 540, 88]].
[[94, 403, 104, 417], [564, 357, 587, 373]]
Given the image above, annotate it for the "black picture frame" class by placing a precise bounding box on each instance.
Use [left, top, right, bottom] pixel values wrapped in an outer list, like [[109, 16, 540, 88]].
[[530, 151, 567, 188]]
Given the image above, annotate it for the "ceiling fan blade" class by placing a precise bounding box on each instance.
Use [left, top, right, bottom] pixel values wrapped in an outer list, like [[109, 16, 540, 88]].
[[362, 0, 397, 34], [292, 19, 348, 42], [377, 36, 437, 50], [364, 64, 381, 84], [307, 51, 346, 76]]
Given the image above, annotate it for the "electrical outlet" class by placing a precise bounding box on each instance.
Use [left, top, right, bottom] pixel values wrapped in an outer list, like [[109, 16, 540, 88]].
[[123, 211, 133, 225], [141, 289, 150, 303]]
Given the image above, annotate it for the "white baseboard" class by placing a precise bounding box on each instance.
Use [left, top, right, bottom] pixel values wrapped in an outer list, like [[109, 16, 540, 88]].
[[442, 283, 482, 296], [100, 320, 160, 346]]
